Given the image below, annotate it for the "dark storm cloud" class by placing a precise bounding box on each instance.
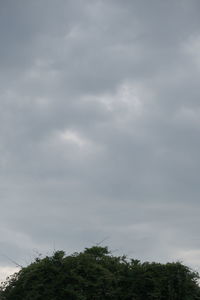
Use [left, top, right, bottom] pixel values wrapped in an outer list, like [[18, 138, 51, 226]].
[[1, 0, 200, 279]]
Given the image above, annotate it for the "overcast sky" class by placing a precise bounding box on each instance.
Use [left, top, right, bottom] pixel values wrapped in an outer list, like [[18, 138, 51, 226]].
[[1, 0, 200, 280]]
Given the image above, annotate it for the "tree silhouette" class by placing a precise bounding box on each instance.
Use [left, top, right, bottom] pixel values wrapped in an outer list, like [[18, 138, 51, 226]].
[[0, 246, 200, 299]]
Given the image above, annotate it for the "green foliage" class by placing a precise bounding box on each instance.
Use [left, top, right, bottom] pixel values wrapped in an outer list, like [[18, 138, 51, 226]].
[[0, 246, 200, 299]]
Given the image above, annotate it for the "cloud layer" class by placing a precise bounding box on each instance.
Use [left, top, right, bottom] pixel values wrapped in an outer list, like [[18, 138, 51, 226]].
[[1, 0, 200, 279]]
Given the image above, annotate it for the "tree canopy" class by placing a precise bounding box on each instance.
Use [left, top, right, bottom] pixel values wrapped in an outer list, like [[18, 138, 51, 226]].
[[0, 246, 200, 299]]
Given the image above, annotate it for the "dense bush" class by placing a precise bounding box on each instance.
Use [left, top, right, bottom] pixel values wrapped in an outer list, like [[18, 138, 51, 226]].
[[0, 246, 200, 299]]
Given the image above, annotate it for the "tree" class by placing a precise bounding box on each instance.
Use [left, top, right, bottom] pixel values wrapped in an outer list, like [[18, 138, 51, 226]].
[[0, 246, 200, 299]]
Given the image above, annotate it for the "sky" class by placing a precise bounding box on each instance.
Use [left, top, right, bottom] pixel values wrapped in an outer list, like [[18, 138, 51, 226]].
[[1, 0, 200, 280]]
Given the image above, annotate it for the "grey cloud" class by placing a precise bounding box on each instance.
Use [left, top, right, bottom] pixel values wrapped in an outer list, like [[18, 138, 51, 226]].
[[1, 0, 200, 279]]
